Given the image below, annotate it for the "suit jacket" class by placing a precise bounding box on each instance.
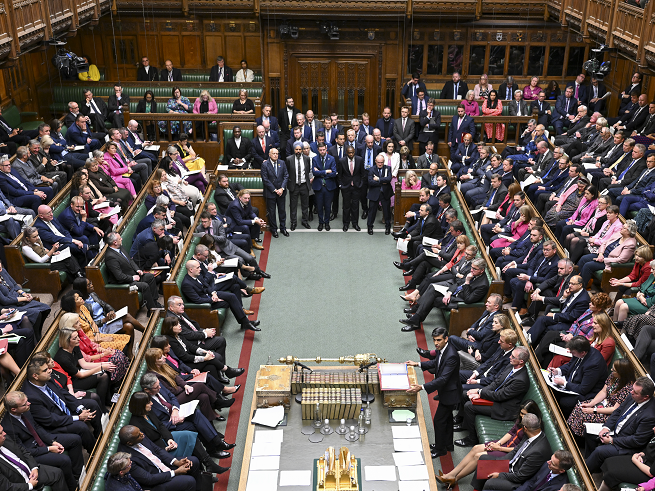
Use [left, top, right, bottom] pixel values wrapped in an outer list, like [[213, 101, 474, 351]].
[[496, 432, 551, 483], [261, 159, 289, 199], [417, 109, 441, 144], [625, 105, 650, 132], [637, 113, 655, 135], [410, 96, 429, 116], [33, 217, 76, 251], [402, 80, 428, 100], [627, 168, 655, 194], [338, 155, 366, 189], [277, 107, 301, 137], [303, 121, 324, 142], [559, 347, 607, 397], [22, 381, 85, 429], [566, 82, 588, 106], [209, 64, 233, 82], [421, 342, 462, 405], [467, 310, 501, 341], [286, 154, 312, 192], [554, 95, 578, 120], [453, 143, 479, 165], [79, 97, 108, 120], [225, 138, 252, 165], [415, 154, 436, 169], [311, 154, 338, 192], [11, 159, 44, 188], [137, 65, 159, 81], [617, 157, 647, 185], [475, 347, 513, 385], [441, 80, 469, 100], [1, 412, 56, 457], [508, 100, 530, 117], [448, 273, 489, 305], [514, 461, 569, 491], [482, 185, 508, 209], [498, 83, 520, 101], [165, 310, 207, 346], [530, 100, 551, 119], [357, 144, 381, 166], [603, 397, 655, 451], [479, 365, 530, 420], [59, 205, 97, 239], [226, 196, 257, 228], [525, 251, 558, 284], [375, 118, 395, 139], [255, 116, 279, 132], [448, 114, 475, 146], [65, 123, 93, 149], [107, 94, 131, 115], [286, 138, 309, 158], [0, 438, 39, 491], [407, 215, 439, 244], [117, 438, 177, 488], [214, 184, 243, 212], [105, 247, 141, 284], [366, 165, 392, 201], [181, 274, 214, 304], [160, 68, 182, 82], [392, 118, 416, 146]]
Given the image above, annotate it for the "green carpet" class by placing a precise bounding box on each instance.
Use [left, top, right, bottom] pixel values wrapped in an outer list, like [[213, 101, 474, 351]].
[[216, 230, 475, 491]]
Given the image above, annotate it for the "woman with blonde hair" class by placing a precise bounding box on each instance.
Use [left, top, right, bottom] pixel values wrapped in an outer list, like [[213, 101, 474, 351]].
[[490, 205, 533, 248], [402, 170, 421, 190], [192, 90, 217, 141], [463, 90, 480, 116]]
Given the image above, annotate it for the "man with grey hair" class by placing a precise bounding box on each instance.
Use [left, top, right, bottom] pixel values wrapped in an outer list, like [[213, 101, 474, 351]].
[[286, 140, 312, 230], [58, 195, 103, 260], [130, 219, 170, 258], [511, 450, 573, 491], [524, 258, 575, 326], [305, 110, 323, 142], [457, 346, 530, 448], [604, 142, 648, 198], [10, 146, 56, 201]]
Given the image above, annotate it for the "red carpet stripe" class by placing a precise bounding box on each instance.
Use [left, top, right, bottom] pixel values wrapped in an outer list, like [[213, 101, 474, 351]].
[[216, 232, 272, 491]]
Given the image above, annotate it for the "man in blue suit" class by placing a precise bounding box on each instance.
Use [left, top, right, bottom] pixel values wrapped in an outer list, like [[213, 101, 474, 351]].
[[512, 451, 573, 491], [262, 120, 280, 149], [552, 86, 579, 135], [256, 104, 279, 132], [507, 241, 559, 311], [251, 125, 275, 169], [450, 133, 478, 174], [615, 153, 655, 212], [261, 147, 289, 237], [65, 115, 101, 152], [126, 120, 158, 162], [549, 335, 608, 417], [309, 132, 332, 154], [619, 156, 655, 216], [401, 72, 428, 101], [448, 105, 475, 157], [34, 204, 88, 265], [366, 154, 393, 235], [527, 157, 571, 204], [312, 142, 337, 231], [491, 217, 542, 264], [375, 107, 395, 140], [0, 157, 48, 212], [447, 294, 503, 353], [58, 196, 103, 260]]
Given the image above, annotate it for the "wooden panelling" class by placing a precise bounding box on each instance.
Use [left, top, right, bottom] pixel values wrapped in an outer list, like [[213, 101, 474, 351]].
[[245, 35, 261, 66], [160, 35, 182, 66], [225, 36, 243, 65], [204, 35, 223, 66], [181, 33, 203, 67]]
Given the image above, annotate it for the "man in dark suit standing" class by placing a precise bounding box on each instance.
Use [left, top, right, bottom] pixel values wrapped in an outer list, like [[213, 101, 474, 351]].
[[312, 142, 337, 231], [566, 73, 588, 106], [498, 76, 519, 101], [0, 422, 67, 491], [585, 376, 655, 473], [137, 56, 158, 81], [79, 89, 107, 135], [552, 86, 578, 135], [548, 336, 608, 417], [208, 56, 233, 82], [3, 390, 82, 491], [586, 76, 609, 114], [406, 327, 462, 459], [392, 106, 416, 150], [104, 232, 162, 311], [366, 154, 393, 235], [448, 105, 475, 157], [256, 104, 279, 132], [286, 141, 312, 230], [618, 72, 643, 115], [277, 97, 300, 160], [375, 107, 395, 140], [261, 148, 288, 237], [224, 126, 253, 169], [160, 60, 182, 82], [417, 100, 441, 155], [401, 72, 428, 101], [440, 71, 468, 100], [339, 146, 365, 232]]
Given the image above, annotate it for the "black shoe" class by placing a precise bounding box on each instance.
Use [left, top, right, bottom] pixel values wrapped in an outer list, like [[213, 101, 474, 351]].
[[406, 313, 414, 319], [385, 228, 391, 235], [290, 223, 297, 231], [225, 367, 245, 378], [343, 225, 349, 232], [399, 284, 411, 291], [368, 228, 374, 235], [281, 229, 289, 237], [209, 450, 231, 459], [522, 316, 536, 327], [431, 449, 448, 459], [325, 223, 331, 231], [404, 307, 417, 314], [353, 224, 361, 231], [251, 320, 261, 327], [393, 261, 405, 270], [205, 461, 230, 474], [229, 384, 241, 394], [259, 271, 271, 279], [247, 273, 262, 281], [453, 424, 465, 432], [214, 397, 236, 409], [403, 269, 415, 277], [400, 318, 419, 328], [255, 238, 263, 243], [362, 210, 368, 220], [271, 231, 279, 238], [217, 440, 237, 451], [88, 245, 99, 251], [215, 414, 226, 422], [242, 322, 261, 332], [454, 437, 477, 447], [392, 231, 407, 239], [330, 213, 337, 221], [416, 348, 435, 359], [453, 414, 464, 424], [302, 221, 311, 229], [318, 223, 324, 231], [401, 324, 420, 332]]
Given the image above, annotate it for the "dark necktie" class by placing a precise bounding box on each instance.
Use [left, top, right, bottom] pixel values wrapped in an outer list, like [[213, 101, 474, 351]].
[[495, 369, 514, 392], [339, 146, 343, 159], [21, 416, 46, 447], [533, 471, 554, 490], [434, 350, 441, 372], [0, 449, 30, 477], [296, 157, 301, 185], [615, 403, 638, 433], [157, 394, 173, 413], [0, 119, 11, 133]]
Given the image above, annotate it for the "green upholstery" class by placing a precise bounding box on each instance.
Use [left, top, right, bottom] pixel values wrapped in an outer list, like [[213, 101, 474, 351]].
[[88, 321, 162, 491], [181, 73, 262, 83], [592, 261, 635, 284], [174, 236, 227, 324], [2, 105, 41, 131], [223, 128, 254, 142], [426, 90, 443, 100]]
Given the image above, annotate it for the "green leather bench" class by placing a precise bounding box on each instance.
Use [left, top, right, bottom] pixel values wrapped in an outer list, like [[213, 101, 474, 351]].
[[426, 90, 443, 100], [2, 104, 42, 131], [181, 73, 262, 83]]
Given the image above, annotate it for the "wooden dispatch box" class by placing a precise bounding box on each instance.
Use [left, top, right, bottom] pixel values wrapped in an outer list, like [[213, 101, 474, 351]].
[[255, 365, 292, 409], [382, 366, 419, 408]]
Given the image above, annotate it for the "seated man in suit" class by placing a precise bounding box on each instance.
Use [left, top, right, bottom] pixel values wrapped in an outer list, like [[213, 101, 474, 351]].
[[440, 71, 468, 100], [447, 294, 503, 353], [0, 421, 67, 491], [137, 56, 158, 81], [400, 258, 489, 332], [130, 220, 173, 259], [419, 163, 442, 191], [481, 192, 527, 246], [416, 141, 437, 169], [117, 425, 204, 491], [522, 258, 575, 325], [547, 335, 608, 417], [467, 173, 508, 210], [458, 329, 517, 391], [406, 327, 462, 459], [107, 85, 130, 129], [448, 105, 476, 157], [396, 204, 439, 257], [527, 275, 591, 345], [3, 390, 82, 491], [498, 77, 519, 102], [585, 376, 655, 473], [456, 346, 530, 447], [10, 146, 56, 201], [224, 126, 253, 169], [0, 156, 48, 214], [451, 133, 479, 174], [530, 91, 552, 127], [22, 358, 101, 453], [58, 195, 103, 260], [225, 189, 267, 254], [491, 217, 543, 264], [161, 60, 182, 82], [505, 450, 573, 491], [105, 232, 162, 310], [181, 259, 260, 332], [35, 204, 89, 266], [126, 119, 158, 163], [605, 143, 649, 200], [66, 114, 102, 152], [619, 155, 655, 216], [196, 210, 250, 255], [505, 240, 559, 312], [79, 89, 108, 135]]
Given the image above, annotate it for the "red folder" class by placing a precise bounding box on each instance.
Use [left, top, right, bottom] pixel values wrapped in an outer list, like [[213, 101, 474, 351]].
[[472, 398, 494, 406], [0, 339, 7, 355], [476, 459, 509, 479]]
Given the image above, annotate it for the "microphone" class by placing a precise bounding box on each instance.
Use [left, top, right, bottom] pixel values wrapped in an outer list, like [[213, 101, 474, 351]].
[[358, 360, 378, 372], [294, 361, 313, 373]]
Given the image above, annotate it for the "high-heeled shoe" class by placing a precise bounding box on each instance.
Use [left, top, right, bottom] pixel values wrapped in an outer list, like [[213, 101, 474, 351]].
[[435, 475, 456, 489], [400, 295, 412, 302]]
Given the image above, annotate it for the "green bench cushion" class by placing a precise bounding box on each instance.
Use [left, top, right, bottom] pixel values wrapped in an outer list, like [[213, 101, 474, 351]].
[[3, 105, 41, 131]]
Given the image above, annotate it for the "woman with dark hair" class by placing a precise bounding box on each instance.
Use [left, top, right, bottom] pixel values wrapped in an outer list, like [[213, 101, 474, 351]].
[[160, 145, 208, 194], [437, 400, 541, 487], [136, 90, 157, 140], [567, 358, 635, 439], [175, 133, 206, 172], [610, 245, 654, 303], [78, 55, 100, 82], [544, 80, 561, 100], [145, 180, 193, 232], [103, 142, 142, 194], [481, 90, 504, 141], [161, 86, 192, 136], [128, 391, 227, 474]]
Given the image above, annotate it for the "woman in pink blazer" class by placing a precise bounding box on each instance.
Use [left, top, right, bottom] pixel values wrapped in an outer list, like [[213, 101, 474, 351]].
[[490, 205, 533, 248], [579, 219, 638, 286], [555, 185, 599, 242], [102, 142, 137, 197]]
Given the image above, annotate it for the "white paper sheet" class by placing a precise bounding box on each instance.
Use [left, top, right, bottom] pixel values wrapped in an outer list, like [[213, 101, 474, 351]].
[[255, 430, 284, 444], [279, 470, 311, 487], [0, 311, 25, 324], [215, 272, 234, 284], [0, 214, 27, 223], [250, 456, 281, 470], [50, 247, 72, 263], [424, 249, 439, 258], [392, 452, 424, 467], [113, 306, 129, 320], [392, 426, 421, 439], [251, 406, 285, 428], [621, 333, 634, 350], [93, 202, 110, 210], [144, 145, 160, 152], [540, 369, 580, 395], [393, 438, 423, 452], [549, 344, 571, 357], [520, 175, 538, 190], [398, 465, 429, 481], [584, 422, 612, 435], [246, 470, 278, 491], [399, 480, 430, 491], [397, 239, 408, 253], [422, 237, 439, 246], [178, 400, 199, 418], [365, 466, 397, 481], [251, 442, 282, 456], [431, 284, 450, 295], [73, 145, 85, 151], [222, 258, 239, 268], [485, 210, 497, 219], [583, 163, 599, 169], [101, 206, 121, 218]]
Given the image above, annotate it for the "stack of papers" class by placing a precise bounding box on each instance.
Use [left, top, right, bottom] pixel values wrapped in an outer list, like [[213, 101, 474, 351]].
[[392, 426, 420, 439], [378, 363, 410, 390], [250, 456, 281, 470], [393, 438, 422, 452], [398, 465, 429, 481], [251, 406, 285, 428], [251, 441, 282, 456], [397, 239, 408, 253], [279, 471, 311, 487], [255, 430, 284, 443], [364, 466, 397, 481], [392, 452, 424, 466], [246, 470, 278, 491]]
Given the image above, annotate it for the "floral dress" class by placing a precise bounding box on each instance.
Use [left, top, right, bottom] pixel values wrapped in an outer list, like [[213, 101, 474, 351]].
[[567, 375, 632, 436], [160, 97, 192, 135], [76, 328, 129, 382]]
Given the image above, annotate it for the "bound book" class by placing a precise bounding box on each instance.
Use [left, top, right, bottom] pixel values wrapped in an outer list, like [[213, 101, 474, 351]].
[[378, 363, 410, 391]]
